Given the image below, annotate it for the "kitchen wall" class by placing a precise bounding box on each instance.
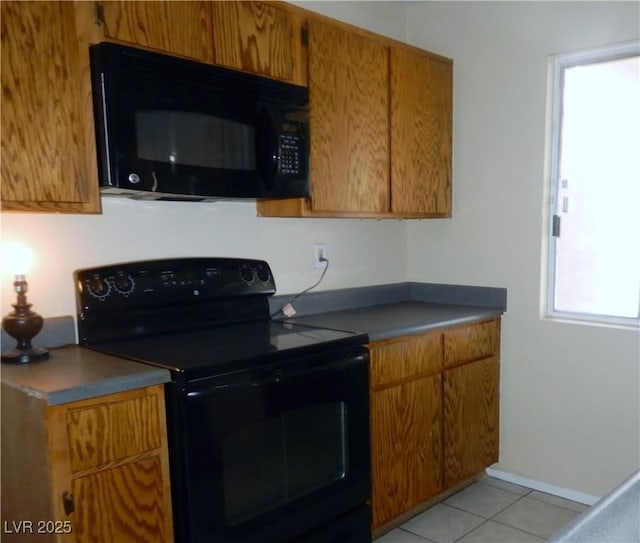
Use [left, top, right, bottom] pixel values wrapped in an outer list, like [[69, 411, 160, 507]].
[[1, 0, 637, 501], [404, 1, 640, 497], [0, 199, 407, 319], [0, 2, 408, 321]]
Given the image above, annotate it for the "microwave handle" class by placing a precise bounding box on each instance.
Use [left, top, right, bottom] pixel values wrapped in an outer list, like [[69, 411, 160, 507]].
[[257, 104, 280, 191]]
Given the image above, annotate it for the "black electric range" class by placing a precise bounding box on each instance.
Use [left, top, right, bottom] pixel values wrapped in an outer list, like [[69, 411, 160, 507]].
[[75, 257, 367, 377], [74, 257, 372, 543]]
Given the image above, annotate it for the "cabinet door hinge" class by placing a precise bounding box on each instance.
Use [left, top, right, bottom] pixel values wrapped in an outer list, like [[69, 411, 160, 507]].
[[552, 214, 561, 238], [62, 491, 75, 516], [300, 27, 308, 46], [94, 2, 105, 26]]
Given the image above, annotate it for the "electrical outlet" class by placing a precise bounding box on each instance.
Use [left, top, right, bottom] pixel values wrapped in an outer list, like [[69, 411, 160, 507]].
[[313, 243, 327, 269]]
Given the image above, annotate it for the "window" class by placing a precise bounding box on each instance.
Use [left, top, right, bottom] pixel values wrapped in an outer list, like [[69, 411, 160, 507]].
[[546, 42, 640, 326]]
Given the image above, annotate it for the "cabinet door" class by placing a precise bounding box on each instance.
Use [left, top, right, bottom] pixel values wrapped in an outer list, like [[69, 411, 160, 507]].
[[98, 1, 214, 62], [444, 356, 499, 487], [308, 20, 389, 214], [212, 1, 306, 85], [371, 375, 442, 528], [0, 1, 100, 213], [49, 386, 173, 543], [390, 47, 452, 216], [72, 457, 168, 543]]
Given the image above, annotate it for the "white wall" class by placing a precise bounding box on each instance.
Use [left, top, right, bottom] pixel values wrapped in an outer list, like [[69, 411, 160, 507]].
[[405, 1, 640, 497], [0, 199, 406, 319], [291, 1, 407, 41], [0, 2, 409, 321], [2, 0, 638, 499]]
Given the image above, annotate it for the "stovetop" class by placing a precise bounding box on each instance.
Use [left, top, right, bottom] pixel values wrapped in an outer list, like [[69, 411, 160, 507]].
[[89, 320, 367, 380], [75, 258, 368, 381]]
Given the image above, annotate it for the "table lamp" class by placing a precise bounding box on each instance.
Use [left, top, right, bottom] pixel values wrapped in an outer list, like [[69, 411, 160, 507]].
[[1, 242, 49, 363]]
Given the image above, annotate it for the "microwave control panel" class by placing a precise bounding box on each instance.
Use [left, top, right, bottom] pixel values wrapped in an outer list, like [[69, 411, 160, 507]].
[[279, 133, 302, 177]]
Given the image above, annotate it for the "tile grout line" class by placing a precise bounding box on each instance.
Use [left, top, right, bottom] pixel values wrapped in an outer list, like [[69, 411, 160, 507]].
[[450, 518, 491, 543], [524, 492, 589, 514], [396, 526, 437, 542], [390, 480, 583, 543], [486, 490, 581, 541]]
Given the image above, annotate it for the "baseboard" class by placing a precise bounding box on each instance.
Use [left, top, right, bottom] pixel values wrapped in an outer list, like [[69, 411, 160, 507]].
[[485, 468, 599, 506]]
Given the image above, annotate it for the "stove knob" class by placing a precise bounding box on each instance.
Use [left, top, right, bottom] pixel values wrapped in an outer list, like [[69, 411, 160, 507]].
[[113, 274, 135, 296], [257, 266, 270, 283], [239, 266, 254, 284], [87, 277, 111, 300]]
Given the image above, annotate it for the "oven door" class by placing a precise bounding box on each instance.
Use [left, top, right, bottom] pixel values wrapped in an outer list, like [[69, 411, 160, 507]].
[[168, 347, 370, 543]]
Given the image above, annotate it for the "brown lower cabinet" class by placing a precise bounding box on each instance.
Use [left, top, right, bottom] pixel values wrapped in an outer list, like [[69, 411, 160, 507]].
[[1, 384, 173, 543], [369, 318, 501, 531]]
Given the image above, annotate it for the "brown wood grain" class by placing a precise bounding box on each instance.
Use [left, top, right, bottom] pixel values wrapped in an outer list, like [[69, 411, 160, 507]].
[[369, 331, 443, 389], [72, 456, 169, 543], [370, 375, 442, 528], [444, 319, 500, 368], [443, 356, 500, 487], [99, 1, 214, 62], [67, 393, 161, 473], [0, 1, 100, 213], [308, 19, 389, 213], [390, 47, 452, 216], [58, 386, 172, 541], [212, 1, 307, 85]]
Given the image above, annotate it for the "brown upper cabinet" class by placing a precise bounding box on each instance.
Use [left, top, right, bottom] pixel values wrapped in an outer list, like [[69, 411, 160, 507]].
[[96, 1, 215, 63], [0, 1, 100, 213], [1, 1, 450, 216], [391, 47, 452, 215], [212, 1, 307, 86], [307, 19, 390, 214], [257, 17, 453, 219]]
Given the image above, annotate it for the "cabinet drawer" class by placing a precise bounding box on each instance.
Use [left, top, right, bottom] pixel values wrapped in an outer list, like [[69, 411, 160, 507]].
[[67, 392, 161, 472], [370, 331, 442, 388], [443, 319, 500, 368]]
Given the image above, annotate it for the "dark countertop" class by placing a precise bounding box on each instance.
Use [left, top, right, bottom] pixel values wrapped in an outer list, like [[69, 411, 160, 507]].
[[0, 282, 506, 405], [1, 345, 171, 406], [284, 301, 503, 342]]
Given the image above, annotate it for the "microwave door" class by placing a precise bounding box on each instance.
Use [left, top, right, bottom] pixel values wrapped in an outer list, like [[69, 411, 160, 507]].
[[256, 103, 280, 195]]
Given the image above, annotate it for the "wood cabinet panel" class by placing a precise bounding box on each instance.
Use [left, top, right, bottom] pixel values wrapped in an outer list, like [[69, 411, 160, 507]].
[[391, 48, 452, 216], [72, 456, 169, 543], [371, 375, 442, 528], [0, 1, 100, 212], [308, 19, 389, 213], [67, 394, 161, 472], [444, 319, 500, 368], [370, 331, 442, 388], [212, 1, 306, 85], [444, 356, 500, 487], [99, 1, 213, 62], [2, 383, 173, 542]]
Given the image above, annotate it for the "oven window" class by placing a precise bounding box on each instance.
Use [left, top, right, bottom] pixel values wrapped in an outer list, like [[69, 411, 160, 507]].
[[221, 402, 347, 526], [135, 110, 256, 171]]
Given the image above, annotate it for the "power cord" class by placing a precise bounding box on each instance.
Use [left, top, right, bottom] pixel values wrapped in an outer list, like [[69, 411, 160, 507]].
[[270, 257, 329, 318]]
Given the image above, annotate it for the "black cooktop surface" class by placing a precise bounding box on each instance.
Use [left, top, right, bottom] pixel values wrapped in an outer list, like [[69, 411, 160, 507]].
[[90, 320, 368, 379]]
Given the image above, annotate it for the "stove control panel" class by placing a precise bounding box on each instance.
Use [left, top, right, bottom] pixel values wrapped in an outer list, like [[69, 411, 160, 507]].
[[75, 258, 275, 312]]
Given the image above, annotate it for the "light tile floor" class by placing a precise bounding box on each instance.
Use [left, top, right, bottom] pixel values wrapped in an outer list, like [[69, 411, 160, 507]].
[[374, 476, 588, 543]]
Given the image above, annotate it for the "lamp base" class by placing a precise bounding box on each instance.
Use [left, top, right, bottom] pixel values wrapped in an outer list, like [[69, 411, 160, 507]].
[[1, 346, 49, 364]]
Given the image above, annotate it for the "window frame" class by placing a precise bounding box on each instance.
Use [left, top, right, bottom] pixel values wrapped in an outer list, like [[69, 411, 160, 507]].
[[544, 41, 640, 328]]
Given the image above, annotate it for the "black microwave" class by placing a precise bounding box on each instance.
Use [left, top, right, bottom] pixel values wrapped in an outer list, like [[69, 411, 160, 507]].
[[89, 43, 309, 201]]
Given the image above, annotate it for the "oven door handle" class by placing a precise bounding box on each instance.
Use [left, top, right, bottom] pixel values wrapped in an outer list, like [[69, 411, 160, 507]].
[[187, 351, 368, 397]]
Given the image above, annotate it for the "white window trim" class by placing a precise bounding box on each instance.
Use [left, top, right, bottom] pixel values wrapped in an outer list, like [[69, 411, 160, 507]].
[[543, 41, 640, 329]]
